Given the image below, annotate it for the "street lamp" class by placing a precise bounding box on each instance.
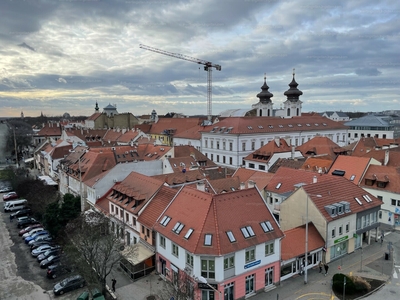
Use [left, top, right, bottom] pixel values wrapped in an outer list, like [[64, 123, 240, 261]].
[[13, 126, 18, 168], [195, 275, 222, 300]]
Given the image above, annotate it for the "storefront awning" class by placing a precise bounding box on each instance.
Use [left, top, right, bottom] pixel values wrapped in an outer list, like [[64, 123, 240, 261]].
[[121, 243, 154, 265]]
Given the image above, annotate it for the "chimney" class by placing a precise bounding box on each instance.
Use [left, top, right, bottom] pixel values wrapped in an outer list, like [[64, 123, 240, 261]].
[[248, 180, 255, 188], [291, 145, 295, 159], [240, 182, 245, 190], [384, 150, 389, 166], [218, 166, 222, 173], [313, 176, 317, 183], [197, 181, 205, 192]]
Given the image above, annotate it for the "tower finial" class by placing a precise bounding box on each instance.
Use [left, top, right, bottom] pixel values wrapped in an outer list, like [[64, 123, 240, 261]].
[[264, 73, 266, 80], [293, 68, 295, 77]]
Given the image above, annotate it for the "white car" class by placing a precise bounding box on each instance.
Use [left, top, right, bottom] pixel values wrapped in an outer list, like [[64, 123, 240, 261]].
[[22, 227, 44, 239]]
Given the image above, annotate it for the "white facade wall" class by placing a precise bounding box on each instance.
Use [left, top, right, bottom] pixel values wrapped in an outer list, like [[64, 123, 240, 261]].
[[202, 129, 347, 168], [245, 151, 303, 172], [347, 129, 394, 144], [173, 137, 201, 152]]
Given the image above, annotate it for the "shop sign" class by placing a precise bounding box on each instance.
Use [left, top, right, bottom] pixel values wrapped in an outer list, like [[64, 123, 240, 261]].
[[334, 235, 348, 244], [244, 259, 261, 269], [198, 283, 218, 290]]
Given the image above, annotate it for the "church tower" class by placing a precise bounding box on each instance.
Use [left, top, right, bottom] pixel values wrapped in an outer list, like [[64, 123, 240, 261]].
[[252, 74, 274, 117], [283, 69, 303, 118], [95, 101, 99, 113]]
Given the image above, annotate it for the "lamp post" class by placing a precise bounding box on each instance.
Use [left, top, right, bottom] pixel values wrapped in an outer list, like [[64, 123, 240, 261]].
[[196, 276, 222, 300], [13, 126, 18, 168]]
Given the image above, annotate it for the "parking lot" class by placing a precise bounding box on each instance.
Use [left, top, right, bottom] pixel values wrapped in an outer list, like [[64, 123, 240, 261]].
[[1, 190, 88, 300]]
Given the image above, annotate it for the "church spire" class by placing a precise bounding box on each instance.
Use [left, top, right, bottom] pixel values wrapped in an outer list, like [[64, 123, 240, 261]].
[[284, 68, 303, 102], [95, 101, 99, 112], [256, 73, 273, 103]]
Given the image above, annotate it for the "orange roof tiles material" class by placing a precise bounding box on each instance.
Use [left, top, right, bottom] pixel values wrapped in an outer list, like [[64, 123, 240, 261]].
[[154, 186, 284, 256], [300, 156, 333, 174], [149, 118, 203, 136], [244, 138, 292, 162], [296, 136, 346, 159], [361, 165, 400, 194], [329, 156, 375, 184]]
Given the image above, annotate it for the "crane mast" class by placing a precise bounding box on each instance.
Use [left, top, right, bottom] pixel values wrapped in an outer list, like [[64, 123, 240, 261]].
[[139, 44, 221, 123]]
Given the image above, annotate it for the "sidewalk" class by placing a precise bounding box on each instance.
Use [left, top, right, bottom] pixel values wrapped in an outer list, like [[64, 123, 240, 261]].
[[111, 228, 396, 300]]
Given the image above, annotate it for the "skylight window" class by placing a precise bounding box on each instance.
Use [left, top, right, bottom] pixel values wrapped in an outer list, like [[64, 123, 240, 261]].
[[204, 234, 212, 246], [248, 126, 253, 130], [314, 123, 319, 126], [278, 125, 283, 128], [297, 124, 302, 127], [322, 123, 327, 126], [362, 195, 372, 203], [276, 183, 282, 189], [354, 197, 362, 205], [258, 125, 264, 129], [160, 216, 171, 226], [306, 123, 311, 127], [288, 124, 293, 127], [184, 228, 194, 239], [260, 221, 274, 233], [350, 175, 356, 181], [226, 231, 236, 243], [241, 226, 255, 238], [268, 125, 274, 128]]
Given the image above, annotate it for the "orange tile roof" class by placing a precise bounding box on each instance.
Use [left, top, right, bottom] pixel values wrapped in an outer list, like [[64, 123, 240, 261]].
[[173, 125, 203, 140], [281, 222, 325, 261], [303, 176, 383, 222], [244, 138, 292, 162], [233, 168, 275, 190], [117, 130, 140, 143], [36, 123, 62, 137], [149, 118, 203, 136], [360, 165, 400, 194], [152, 169, 206, 185], [200, 115, 347, 135], [329, 156, 372, 184], [358, 148, 400, 168], [137, 186, 178, 228], [208, 177, 241, 193], [268, 157, 306, 173], [154, 186, 284, 256], [86, 113, 102, 121], [103, 129, 123, 143], [296, 136, 346, 159], [107, 172, 165, 215], [267, 167, 331, 194], [300, 156, 333, 174]]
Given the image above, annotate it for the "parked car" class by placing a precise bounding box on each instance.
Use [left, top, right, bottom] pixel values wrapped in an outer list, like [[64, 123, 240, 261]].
[[30, 239, 55, 250], [19, 224, 43, 236], [22, 227, 44, 239], [40, 254, 62, 268], [53, 275, 85, 295], [46, 264, 72, 279], [3, 191, 18, 201], [28, 233, 52, 246], [17, 216, 39, 229], [37, 248, 61, 262], [32, 244, 56, 257], [10, 208, 32, 219], [25, 230, 48, 244], [4, 199, 28, 212], [0, 186, 13, 193]]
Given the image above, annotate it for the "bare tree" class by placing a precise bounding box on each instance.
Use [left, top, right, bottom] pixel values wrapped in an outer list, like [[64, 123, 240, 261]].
[[158, 269, 195, 300], [65, 210, 122, 295]]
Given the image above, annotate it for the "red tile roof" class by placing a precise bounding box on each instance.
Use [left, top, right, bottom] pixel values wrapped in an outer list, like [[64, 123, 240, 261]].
[[360, 165, 400, 194], [154, 186, 284, 256], [86, 113, 102, 121], [173, 125, 203, 140], [200, 115, 347, 134], [300, 156, 333, 174], [149, 118, 203, 136], [281, 222, 325, 260], [103, 129, 123, 143], [36, 123, 62, 137], [233, 168, 275, 190], [303, 176, 383, 222], [329, 155, 373, 184], [137, 186, 178, 228], [358, 147, 400, 168], [244, 138, 292, 162], [351, 137, 400, 157], [208, 177, 241, 193], [152, 169, 206, 186], [267, 167, 331, 194], [117, 130, 140, 143], [296, 136, 346, 159]]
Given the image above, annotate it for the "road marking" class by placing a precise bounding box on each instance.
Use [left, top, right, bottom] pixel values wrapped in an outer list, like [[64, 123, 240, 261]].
[[393, 271, 398, 279], [295, 292, 337, 299]]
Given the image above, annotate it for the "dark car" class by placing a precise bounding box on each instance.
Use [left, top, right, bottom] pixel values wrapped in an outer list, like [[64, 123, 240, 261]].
[[40, 254, 62, 268], [19, 223, 43, 236], [2, 191, 18, 201], [30, 238, 54, 250], [10, 208, 31, 219], [53, 275, 85, 295], [31, 244, 56, 257], [17, 216, 39, 229], [46, 264, 72, 279], [37, 248, 61, 262]]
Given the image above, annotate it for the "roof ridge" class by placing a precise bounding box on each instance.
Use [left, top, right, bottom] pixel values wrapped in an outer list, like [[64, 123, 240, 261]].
[[193, 192, 213, 254], [212, 196, 221, 256]]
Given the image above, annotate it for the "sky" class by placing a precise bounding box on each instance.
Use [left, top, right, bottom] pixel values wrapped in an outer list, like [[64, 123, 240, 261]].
[[0, 0, 399, 118]]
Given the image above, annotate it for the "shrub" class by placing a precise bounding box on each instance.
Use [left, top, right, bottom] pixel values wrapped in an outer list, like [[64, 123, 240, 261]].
[[333, 273, 356, 294]]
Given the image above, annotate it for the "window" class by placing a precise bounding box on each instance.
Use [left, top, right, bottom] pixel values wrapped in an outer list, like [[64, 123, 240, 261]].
[[241, 226, 255, 238], [229, 142, 233, 151], [346, 222, 350, 233], [260, 141, 264, 147], [229, 157, 233, 165], [111, 204, 114, 213], [331, 227, 336, 238], [160, 235, 166, 248], [339, 226, 343, 235], [205, 140, 208, 148], [160, 215, 171, 226], [391, 199, 398, 206], [202, 290, 214, 300], [224, 255, 235, 270], [217, 155, 219, 162], [223, 141, 226, 150], [186, 252, 194, 267], [245, 274, 255, 295], [201, 259, 215, 279], [184, 228, 194, 239], [211, 141, 214, 149], [172, 243, 179, 257], [226, 231, 236, 243], [211, 154, 213, 161], [265, 242, 274, 256], [259, 165, 265, 171], [379, 211, 382, 219], [251, 141, 255, 150], [146, 228, 150, 237], [141, 225, 145, 234], [216, 141, 220, 149], [245, 248, 255, 263], [223, 156, 226, 164], [249, 163, 255, 169], [204, 234, 212, 246], [125, 212, 129, 223], [242, 142, 246, 151]]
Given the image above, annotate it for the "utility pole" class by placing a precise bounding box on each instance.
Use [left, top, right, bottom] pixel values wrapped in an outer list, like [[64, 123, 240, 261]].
[[13, 127, 18, 168]]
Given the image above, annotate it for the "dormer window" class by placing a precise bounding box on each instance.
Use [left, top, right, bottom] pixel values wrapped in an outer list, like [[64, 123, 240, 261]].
[[204, 234, 212, 246]]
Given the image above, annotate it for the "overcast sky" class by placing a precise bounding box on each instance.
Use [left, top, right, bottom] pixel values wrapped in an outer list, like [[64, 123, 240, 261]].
[[0, 0, 398, 118]]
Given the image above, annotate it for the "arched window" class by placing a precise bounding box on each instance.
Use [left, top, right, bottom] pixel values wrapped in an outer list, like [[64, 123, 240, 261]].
[[297, 108, 300, 116], [259, 109, 262, 117], [287, 108, 291, 116]]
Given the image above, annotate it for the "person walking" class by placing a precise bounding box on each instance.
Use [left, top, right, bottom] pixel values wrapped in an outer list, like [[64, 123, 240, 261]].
[[324, 263, 329, 276], [319, 261, 323, 273], [380, 234, 384, 245], [111, 278, 116, 292]]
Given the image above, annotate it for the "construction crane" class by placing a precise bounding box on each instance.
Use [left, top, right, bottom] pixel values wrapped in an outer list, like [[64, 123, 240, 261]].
[[139, 44, 221, 123]]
